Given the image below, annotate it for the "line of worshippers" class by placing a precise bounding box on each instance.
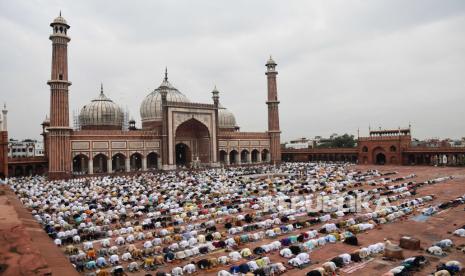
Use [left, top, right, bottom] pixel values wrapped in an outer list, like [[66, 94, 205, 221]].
[[7, 162, 456, 275], [308, 192, 465, 276]]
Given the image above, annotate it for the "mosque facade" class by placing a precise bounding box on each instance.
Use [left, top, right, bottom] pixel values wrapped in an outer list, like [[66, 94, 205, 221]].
[[43, 15, 281, 179]]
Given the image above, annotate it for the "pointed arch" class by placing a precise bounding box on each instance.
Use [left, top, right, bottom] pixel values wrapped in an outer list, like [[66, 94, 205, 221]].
[[261, 149, 270, 162], [251, 149, 260, 163], [93, 153, 108, 173], [112, 153, 126, 172], [130, 152, 143, 171], [175, 118, 210, 164], [219, 150, 227, 164], [147, 152, 159, 169], [229, 150, 239, 165], [72, 154, 89, 174], [241, 149, 250, 163]]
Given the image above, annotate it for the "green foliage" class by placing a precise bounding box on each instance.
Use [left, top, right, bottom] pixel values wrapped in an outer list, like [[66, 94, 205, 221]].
[[318, 134, 356, 148]]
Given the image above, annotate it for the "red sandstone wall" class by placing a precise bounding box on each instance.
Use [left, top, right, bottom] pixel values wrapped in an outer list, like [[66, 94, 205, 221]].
[[141, 121, 162, 132], [70, 130, 159, 140], [358, 136, 411, 165]]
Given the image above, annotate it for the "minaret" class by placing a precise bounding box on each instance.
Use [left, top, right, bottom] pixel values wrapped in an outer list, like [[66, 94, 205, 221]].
[[0, 103, 7, 178], [212, 86, 220, 166], [265, 56, 281, 164], [2, 103, 7, 131], [41, 115, 50, 159], [47, 13, 72, 179], [160, 68, 170, 170]]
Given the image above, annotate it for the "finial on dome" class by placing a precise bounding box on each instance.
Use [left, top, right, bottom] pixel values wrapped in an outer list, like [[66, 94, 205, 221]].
[[51, 11, 69, 27], [164, 67, 168, 81], [100, 83, 104, 95], [42, 114, 50, 124], [266, 55, 277, 66], [212, 85, 220, 105]]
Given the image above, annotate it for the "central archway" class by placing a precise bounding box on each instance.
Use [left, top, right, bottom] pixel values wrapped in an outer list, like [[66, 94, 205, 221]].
[[175, 118, 211, 165], [376, 153, 386, 165], [175, 143, 191, 166], [372, 147, 386, 165]]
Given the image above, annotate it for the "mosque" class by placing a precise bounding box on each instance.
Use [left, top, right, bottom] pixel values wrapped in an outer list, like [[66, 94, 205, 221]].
[[41, 14, 281, 179]]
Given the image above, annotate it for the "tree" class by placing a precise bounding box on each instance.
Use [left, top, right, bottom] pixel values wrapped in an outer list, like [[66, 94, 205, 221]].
[[318, 134, 356, 148], [332, 134, 356, 148]]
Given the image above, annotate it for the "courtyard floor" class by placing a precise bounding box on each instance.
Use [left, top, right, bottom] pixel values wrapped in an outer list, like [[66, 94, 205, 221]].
[[0, 165, 464, 276]]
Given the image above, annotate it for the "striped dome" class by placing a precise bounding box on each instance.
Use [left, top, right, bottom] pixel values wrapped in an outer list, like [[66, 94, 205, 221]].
[[218, 106, 238, 129], [79, 85, 123, 129], [140, 74, 190, 123]]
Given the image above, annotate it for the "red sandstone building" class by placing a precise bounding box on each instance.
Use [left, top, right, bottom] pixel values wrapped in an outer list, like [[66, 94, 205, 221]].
[[283, 128, 465, 166]]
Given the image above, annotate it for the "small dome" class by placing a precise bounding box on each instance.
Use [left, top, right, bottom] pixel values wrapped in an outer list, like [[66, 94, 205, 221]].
[[53, 16, 68, 25], [266, 55, 277, 66], [140, 71, 190, 123], [218, 105, 238, 129], [79, 85, 123, 129], [51, 12, 69, 27]]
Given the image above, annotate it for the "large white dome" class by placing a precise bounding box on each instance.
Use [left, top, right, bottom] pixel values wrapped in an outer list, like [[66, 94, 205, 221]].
[[140, 76, 190, 123], [79, 86, 124, 129], [218, 106, 238, 129]]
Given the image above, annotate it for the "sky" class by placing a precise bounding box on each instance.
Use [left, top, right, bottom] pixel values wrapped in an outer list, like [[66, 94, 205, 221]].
[[1, 0, 465, 141]]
